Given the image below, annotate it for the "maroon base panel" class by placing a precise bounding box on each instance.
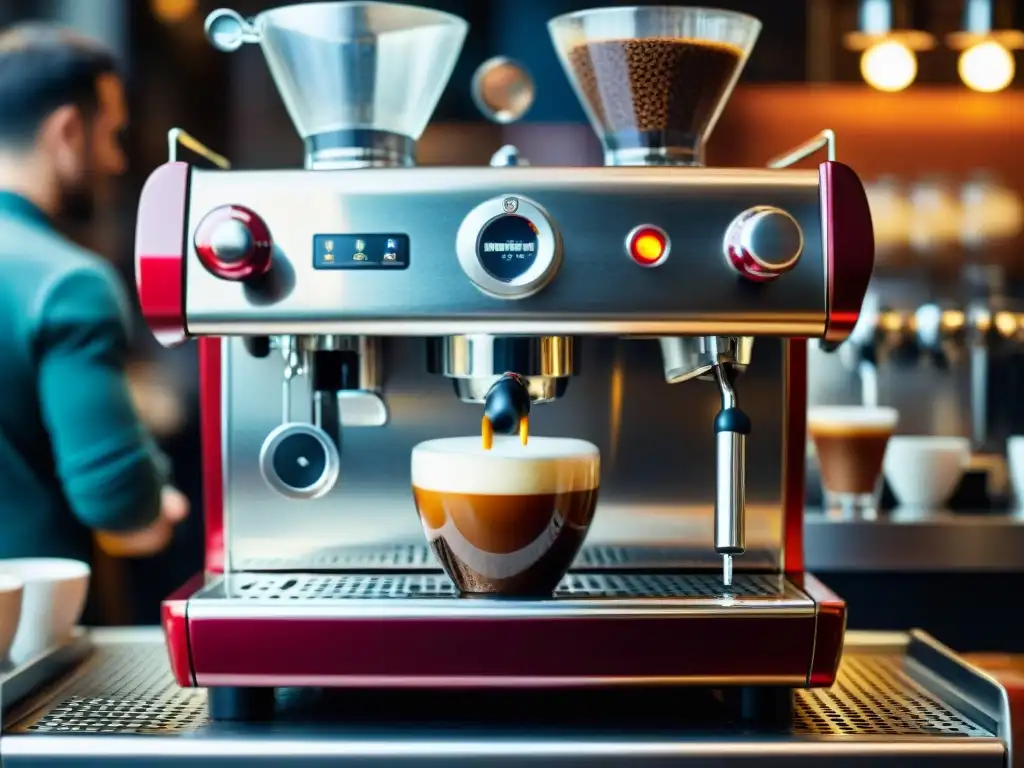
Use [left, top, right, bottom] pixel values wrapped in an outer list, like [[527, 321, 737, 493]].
[[162, 574, 846, 690]]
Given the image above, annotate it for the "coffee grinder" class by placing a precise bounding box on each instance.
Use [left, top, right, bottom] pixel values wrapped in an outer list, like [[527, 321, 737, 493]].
[[137, 2, 874, 721]]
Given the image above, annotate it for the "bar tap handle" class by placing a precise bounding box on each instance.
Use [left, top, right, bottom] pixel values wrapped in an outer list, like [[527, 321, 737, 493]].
[[712, 364, 748, 588], [482, 373, 532, 448]]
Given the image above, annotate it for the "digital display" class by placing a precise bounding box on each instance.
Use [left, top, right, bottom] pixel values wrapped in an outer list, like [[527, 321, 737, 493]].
[[477, 215, 539, 282], [313, 234, 409, 270]]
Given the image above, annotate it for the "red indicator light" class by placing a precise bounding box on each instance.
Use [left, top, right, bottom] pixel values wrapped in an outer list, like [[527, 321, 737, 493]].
[[627, 225, 670, 267]]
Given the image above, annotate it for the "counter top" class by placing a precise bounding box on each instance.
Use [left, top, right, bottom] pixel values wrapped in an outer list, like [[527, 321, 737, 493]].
[[804, 509, 1024, 572], [0, 628, 1010, 767]]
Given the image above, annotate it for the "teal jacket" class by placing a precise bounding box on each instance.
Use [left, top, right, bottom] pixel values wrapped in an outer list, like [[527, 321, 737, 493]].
[[0, 192, 165, 562]]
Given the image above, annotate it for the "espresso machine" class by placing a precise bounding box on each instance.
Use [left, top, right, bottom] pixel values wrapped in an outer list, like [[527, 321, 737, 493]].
[[137, 2, 873, 721]]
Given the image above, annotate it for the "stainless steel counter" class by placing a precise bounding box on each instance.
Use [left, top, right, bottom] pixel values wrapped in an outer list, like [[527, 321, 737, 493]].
[[0, 628, 1012, 766], [804, 510, 1024, 572]]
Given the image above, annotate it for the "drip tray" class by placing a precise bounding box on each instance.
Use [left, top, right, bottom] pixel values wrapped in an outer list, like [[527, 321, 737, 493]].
[[195, 572, 811, 611], [236, 543, 780, 572], [0, 630, 1009, 767]]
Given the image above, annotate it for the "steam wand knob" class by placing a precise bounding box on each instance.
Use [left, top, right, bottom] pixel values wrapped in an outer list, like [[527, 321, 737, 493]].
[[482, 373, 532, 449], [712, 364, 749, 588]]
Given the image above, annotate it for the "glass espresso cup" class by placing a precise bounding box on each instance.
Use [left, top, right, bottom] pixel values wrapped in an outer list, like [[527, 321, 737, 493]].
[[411, 436, 600, 597], [808, 406, 899, 516]]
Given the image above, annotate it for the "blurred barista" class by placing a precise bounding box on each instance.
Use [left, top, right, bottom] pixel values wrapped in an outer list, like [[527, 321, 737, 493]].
[[0, 23, 188, 563]]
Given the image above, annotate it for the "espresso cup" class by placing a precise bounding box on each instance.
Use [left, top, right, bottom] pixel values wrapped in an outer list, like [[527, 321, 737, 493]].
[[0, 558, 90, 665], [808, 406, 898, 516], [884, 436, 970, 509], [411, 436, 600, 597]]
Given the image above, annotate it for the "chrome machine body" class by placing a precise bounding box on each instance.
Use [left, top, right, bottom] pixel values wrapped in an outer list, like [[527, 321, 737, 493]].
[[136, 3, 874, 720]]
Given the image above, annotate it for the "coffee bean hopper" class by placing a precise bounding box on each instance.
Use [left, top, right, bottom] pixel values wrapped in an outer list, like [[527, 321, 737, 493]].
[[137, 2, 873, 722]]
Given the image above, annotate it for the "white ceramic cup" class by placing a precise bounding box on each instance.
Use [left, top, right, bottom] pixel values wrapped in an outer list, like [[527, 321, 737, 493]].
[[0, 559, 89, 665], [1008, 437, 1024, 508], [0, 574, 24, 665], [883, 436, 971, 509]]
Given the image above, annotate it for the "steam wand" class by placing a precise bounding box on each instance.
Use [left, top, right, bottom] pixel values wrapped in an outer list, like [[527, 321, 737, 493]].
[[481, 373, 531, 450], [712, 363, 748, 587]]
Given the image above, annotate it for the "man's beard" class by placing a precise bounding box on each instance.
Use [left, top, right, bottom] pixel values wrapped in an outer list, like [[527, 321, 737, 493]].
[[56, 182, 96, 228]]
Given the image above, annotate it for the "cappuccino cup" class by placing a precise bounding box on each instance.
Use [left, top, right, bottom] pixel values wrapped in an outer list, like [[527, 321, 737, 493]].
[[808, 405, 898, 516], [411, 436, 600, 597]]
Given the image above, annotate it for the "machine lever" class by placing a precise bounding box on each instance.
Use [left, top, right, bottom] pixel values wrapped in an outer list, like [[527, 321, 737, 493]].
[[712, 364, 749, 588]]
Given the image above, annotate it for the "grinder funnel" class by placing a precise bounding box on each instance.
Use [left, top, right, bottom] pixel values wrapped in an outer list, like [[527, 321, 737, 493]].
[[548, 6, 760, 166], [206, 2, 468, 168]]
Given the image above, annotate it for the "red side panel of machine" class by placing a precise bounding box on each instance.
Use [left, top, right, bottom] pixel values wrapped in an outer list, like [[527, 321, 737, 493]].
[[200, 337, 226, 574], [135, 162, 190, 348], [800, 574, 848, 687], [161, 574, 204, 687], [782, 339, 807, 574], [819, 160, 875, 346]]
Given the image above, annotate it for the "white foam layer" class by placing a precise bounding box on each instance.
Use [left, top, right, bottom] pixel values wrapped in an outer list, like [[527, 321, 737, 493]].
[[411, 436, 600, 495], [807, 406, 898, 431]]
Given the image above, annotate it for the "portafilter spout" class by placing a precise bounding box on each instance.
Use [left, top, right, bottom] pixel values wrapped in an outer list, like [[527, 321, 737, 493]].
[[427, 335, 578, 406], [205, 2, 468, 169]]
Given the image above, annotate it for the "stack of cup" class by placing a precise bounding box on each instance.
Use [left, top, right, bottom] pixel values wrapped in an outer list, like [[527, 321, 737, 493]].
[[0, 559, 90, 669]]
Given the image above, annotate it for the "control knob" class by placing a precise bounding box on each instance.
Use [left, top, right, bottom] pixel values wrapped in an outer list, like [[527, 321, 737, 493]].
[[194, 205, 272, 280], [724, 206, 803, 283]]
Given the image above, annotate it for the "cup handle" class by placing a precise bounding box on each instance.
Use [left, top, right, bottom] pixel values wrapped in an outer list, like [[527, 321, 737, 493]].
[[205, 9, 260, 53]]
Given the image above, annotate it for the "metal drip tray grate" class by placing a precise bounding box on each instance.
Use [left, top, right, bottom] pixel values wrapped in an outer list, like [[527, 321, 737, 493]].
[[795, 655, 990, 737], [11, 644, 206, 735], [8, 641, 995, 738], [237, 544, 778, 572], [216, 572, 791, 601]]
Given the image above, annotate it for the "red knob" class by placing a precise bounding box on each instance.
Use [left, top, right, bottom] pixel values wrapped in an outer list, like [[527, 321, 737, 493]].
[[194, 205, 272, 280], [724, 206, 803, 283]]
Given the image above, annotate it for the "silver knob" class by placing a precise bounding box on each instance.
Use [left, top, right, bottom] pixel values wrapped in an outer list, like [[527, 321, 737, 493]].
[[724, 206, 804, 283], [209, 218, 253, 265]]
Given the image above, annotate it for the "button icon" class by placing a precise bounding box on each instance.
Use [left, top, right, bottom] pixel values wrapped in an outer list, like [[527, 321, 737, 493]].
[[502, 197, 518, 213], [353, 253, 367, 261], [355, 239, 365, 253], [386, 238, 397, 250], [383, 252, 397, 262], [324, 253, 335, 263]]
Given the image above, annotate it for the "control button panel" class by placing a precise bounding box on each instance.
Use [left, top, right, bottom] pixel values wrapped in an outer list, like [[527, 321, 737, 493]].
[[456, 195, 561, 299], [626, 225, 671, 267], [194, 205, 272, 281], [724, 206, 804, 283], [313, 234, 410, 270]]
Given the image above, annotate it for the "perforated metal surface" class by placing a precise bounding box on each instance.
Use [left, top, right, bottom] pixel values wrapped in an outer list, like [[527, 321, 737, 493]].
[[794, 655, 991, 737], [6, 642, 995, 738], [237, 544, 778, 572], [211, 572, 792, 601], [8, 644, 205, 735]]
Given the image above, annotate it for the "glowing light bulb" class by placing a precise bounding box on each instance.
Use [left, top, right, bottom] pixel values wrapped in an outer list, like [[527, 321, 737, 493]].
[[860, 40, 918, 92], [150, 0, 197, 23], [958, 41, 1015, 93]]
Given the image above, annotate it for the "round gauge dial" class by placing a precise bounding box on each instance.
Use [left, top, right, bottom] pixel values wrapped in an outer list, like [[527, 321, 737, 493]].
[[456, 195, 561, 299], [478, 214, 541, 282]]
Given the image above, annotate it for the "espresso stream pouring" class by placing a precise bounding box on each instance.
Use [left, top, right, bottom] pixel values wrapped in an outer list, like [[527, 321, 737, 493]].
[[480, 372, 532, 450]]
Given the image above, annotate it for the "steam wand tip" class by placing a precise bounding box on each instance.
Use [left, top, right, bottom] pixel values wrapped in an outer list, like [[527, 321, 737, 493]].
[[722, 554, 733, 588]]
